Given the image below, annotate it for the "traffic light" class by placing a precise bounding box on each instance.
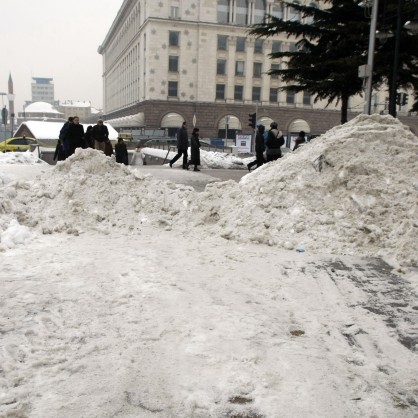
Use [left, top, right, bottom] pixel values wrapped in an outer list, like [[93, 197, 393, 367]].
[[396, 93, 401, 105], [401, 93, 408, 106], [248, 112, 256, 129]]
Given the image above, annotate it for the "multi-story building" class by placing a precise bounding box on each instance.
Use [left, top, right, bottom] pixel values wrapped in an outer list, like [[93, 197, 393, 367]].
[[31, 77, 55, 105], [58, 100, 93, 121], [98, 0, 417, 139]]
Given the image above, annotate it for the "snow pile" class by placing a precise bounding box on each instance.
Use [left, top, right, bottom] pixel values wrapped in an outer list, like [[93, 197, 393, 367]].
[[0, 148, 194, 237], [0, 151, 46, 165], [0, 114, 417, 268], [191, 114, 418, 268]]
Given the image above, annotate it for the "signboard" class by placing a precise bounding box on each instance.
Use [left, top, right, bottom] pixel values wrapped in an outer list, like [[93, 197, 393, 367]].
[[235, 134, 252, 153]]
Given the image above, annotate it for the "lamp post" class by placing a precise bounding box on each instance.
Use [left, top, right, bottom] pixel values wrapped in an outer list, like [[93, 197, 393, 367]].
[[363, 0, 379, 115]]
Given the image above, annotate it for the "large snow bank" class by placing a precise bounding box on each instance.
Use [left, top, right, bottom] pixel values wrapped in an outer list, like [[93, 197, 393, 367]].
[[0, 114, 417, 269]]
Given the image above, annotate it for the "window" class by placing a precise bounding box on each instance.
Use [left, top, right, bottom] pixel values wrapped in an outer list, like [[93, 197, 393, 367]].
[[217, 59, 227, 75], [235, 61, 245, 76], [271, 41, 282, 54], [236, 37, 246, 52], [236, 0, 249, 25], [169, 56, 179, 72], [269, 88, 278, 103], [288, 3, 301, 21], [254, 39, 264, 54], [303, 91, 311, 105], [252, 86, 261, 101], [217, 35, 228, 50], [168, 81, 178, 97], [270, 64, 280, 79], [171, 6, 179, 18], [271, 3, 284, 19], [234, 85, 244, 100], [169, 31, 180, 47], [253, 62, 262, 77], [286, 90, 295, 104], [289, 43, 298, 53], [217, 0, 230, 23], [253, 0, 266, 23], [216, 84, 225, 99]]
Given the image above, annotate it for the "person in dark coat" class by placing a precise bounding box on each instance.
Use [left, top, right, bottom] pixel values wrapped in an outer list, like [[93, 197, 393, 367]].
[[169, 121, 189, 169], [293, 130, 306, 151], [92, 119, 109, 153], [187, 127, 201, 171], [59, 116, 73, 158], [53, 139, 66, 162], [247, 124, 266, 171], [266, 121, 285, 162], [84, 125, 94, 148], [115, 137, 128, 165], [67, 116, 85, 156]]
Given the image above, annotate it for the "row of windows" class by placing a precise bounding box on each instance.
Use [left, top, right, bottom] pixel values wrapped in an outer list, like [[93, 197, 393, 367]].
[[166, 80, 311, 105], [217, 0, 316, 25], [168, 55, 280, 78], [169, 32, 293, 54]]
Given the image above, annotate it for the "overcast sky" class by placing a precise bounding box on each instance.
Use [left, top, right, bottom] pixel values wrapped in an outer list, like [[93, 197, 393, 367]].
[[0, 0, 124, 114]]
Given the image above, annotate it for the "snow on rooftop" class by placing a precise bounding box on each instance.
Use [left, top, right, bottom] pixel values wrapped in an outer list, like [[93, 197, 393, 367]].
[[24, 101, 62, 114]]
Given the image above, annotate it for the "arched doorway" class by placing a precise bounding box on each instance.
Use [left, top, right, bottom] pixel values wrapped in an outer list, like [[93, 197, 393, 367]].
[[160, 112, 184, 137], [217, 115, 242, 140]]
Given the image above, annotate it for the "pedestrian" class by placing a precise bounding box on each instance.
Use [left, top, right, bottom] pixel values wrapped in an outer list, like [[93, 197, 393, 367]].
[[59, 116, 73, 158], [266, 121, 285, 162], [84, 125, 94, 148], [92, 119, 109, 153], [115, 136, 128, 165], [67, 116, 85, 156], [53, 139, 66, 162], [169, 121, 189, 169], [247, 124, 266, 171], [187, 127, 201, 171], [293, 130, 306, 151]]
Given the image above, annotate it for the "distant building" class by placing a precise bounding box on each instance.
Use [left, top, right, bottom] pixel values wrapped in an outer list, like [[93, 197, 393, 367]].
[[31, 77, 55, 104], [58, 100, 92, 120]]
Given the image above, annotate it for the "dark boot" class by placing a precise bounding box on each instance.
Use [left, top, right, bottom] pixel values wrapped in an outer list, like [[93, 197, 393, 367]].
[[193, 166, 200, 172]]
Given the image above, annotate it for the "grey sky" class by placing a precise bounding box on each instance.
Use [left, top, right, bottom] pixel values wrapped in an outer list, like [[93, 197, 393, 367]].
[[0, 0, 123, 114]]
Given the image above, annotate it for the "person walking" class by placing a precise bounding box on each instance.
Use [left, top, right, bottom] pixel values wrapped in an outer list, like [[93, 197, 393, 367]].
[[84, 125, 94, 148], [247, 124, 266, 171], [115, 136, 129, 165], [59, 116, 73, 158], [67, 116, 85, 156], [266, 121, 285, 162], [293, 130, 306, 151], [187, 127, 201, 171], [92, 119, 109, 152], [169, 121, 189, 169]]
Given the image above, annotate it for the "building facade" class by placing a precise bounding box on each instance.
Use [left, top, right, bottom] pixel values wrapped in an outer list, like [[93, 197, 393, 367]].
[[31, 77, 55, 104], [98, 0, 418, 138]]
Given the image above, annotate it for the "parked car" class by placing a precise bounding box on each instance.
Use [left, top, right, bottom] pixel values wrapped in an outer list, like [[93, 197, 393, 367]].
[[0, 136, 37, 152]]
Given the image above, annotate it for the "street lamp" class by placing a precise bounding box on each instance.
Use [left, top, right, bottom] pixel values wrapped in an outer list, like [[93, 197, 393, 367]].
[[362, 0, 379, 115]]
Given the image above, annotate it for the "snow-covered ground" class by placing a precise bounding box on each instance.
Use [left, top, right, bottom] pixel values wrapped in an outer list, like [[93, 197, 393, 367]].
[[1, 114, 418, 418]]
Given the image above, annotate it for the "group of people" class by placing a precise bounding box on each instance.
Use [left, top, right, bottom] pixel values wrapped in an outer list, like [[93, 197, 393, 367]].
[[247, 123, 306, 172], [169, 121, 201, 171], [54, 117, 129, 165]]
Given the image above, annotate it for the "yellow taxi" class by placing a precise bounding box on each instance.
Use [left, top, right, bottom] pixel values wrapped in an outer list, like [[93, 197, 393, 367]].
[[0, 136, 37, 152]]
